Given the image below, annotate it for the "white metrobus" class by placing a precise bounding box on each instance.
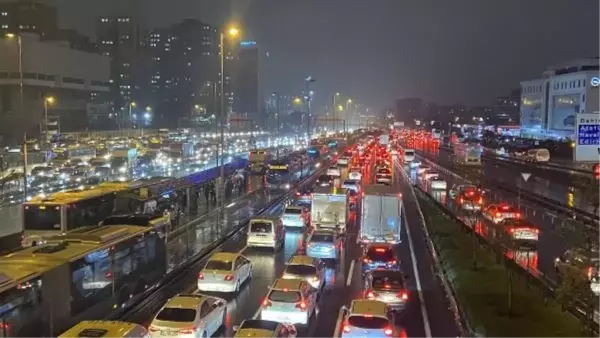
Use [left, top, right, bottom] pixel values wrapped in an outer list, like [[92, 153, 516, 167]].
[[0, 225, 167, 337], [22, 182, 132, 247]]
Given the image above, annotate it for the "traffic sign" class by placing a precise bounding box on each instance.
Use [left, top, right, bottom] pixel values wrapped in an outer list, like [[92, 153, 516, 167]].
[[521, 172, 531, 182]]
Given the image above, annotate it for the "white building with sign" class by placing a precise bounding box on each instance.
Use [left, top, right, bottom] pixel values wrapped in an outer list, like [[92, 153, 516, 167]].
[[520, 57, 599, 140], [574, 112, 600, 162]]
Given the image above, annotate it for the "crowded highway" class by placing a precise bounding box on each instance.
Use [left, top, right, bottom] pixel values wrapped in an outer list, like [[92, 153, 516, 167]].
[[0, 130, 468, 338], [393, 129, 599, 328]]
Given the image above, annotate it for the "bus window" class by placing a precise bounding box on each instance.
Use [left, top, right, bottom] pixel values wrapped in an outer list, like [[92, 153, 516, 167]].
[[23, 205, 62, 231], [0, 277, 44, 337], [65, 195, 116, 231]]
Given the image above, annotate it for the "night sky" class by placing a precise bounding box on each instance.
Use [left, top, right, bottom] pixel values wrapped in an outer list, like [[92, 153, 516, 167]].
[[48, 0, 598, 111]]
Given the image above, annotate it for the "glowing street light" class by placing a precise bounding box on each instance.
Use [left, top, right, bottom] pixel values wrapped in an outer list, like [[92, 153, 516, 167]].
[[43, 96, 56, 145], [293, 97, 302, 104]]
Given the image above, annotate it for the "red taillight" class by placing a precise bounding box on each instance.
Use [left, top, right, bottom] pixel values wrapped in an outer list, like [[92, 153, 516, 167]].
[[495, 212, 502, 217], [375, 248, 386, 253], [224, 275, 234, 281], [343, 324, 351, 333], [198, 272, 204, 280], [363, 258, 372, 264], [458, 197, 463, 204], [478, 197, 483, 204], [179, 327, 196, 334], [388, 260, 397, 265], [296, 301, 307, 310], [515, 212, 521, 218], [384, 327, 393, 336], [366, 290, 376, 298], [104, 271, 113, 279], [398, 291, 408, 300], [262, 298, 272, 307]]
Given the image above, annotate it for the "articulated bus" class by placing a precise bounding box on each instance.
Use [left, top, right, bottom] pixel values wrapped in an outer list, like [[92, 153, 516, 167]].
[[0, 224, 167, 337], [22, 182, 132, 247]]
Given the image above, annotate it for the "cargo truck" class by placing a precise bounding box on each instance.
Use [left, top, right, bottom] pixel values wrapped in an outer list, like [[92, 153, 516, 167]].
[[359, 185, 403, 244], [311, 186, 349, 233], [453, 142, 481, 166]]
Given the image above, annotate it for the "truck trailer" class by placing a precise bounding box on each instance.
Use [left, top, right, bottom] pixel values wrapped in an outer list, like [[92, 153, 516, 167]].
[[311, 186, 349, 233], [359, 185, 403, 244]]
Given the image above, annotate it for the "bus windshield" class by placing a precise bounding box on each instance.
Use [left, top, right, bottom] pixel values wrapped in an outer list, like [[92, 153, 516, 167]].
[[23, 205, 62, 231]]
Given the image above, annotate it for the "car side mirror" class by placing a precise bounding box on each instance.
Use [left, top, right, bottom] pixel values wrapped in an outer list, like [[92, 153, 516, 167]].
[[233, 325, 239, 332]]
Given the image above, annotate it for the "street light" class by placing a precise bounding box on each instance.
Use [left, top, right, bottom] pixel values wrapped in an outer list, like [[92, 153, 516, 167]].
[[6, 33, 23, 117], [293, 97, 302, 105], [332, 92, 340, 132], [305, 76, 316, 140], [43, 96, 56, 145], [128, 101, 136, 129], [219, 24, 241, 209]]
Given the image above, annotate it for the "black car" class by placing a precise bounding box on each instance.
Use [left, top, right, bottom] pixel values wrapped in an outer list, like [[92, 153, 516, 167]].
[[362, 244, 400, 272], [316, 174, 333, 187]]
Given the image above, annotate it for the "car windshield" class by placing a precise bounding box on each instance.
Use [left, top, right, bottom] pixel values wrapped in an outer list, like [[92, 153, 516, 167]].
[[405, 151, 415, 156], [155, 308, 197, 322], [371, 272, 405, 290], [348, 315, 389, 329], [205, 260, 232, 271], [367, 247, 394, 261], [285, 208, 302, 215], [311, 234, 334, 243], [377, 169, 391, 174], [250, 222, 272, 233], [239, 320, 279, 331], [318, 175, 331, 181], [268, 290, 301, 303], [285, 264, 317, 276]]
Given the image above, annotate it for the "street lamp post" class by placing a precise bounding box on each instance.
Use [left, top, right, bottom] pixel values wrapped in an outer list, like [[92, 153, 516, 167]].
[[128, 102, 137, 129], [345, 99, 352, 134], [219, 26, 240, 209], [332, 92, 339, 132], [43, 96, 55, 146], [305, 77, 315, 141], [273, 92, 281, 159], [6, 34, 23, 117]]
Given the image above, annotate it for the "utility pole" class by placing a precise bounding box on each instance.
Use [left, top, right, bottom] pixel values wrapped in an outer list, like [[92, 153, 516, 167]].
[[22, 133, 28, 200], [305, 77, 315, 141], [274, 92, 280, 159]]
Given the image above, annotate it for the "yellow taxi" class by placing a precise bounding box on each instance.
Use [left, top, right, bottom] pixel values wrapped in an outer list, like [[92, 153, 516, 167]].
[[59, 320, 149, 338]]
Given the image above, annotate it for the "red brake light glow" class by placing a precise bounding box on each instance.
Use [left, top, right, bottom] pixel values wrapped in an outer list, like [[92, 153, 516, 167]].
[[375, 248, 387, 253], [384, 284, 391, 289], [388, 260, 397, 265], [296, 301, 307, 310], [262, 298, 272, 306], [384, 328, 393, 336], [179, 327, 196, 334], [495, 212, 502, 217], [224, 275, 234, 281], [198, 272, 204, 280], [343, 324, 351, 333], [398, 291, 409, 300]]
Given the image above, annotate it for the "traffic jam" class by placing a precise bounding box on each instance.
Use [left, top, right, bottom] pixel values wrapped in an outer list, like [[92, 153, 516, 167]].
[[0, 130, 436, 338], [395, 128, 599, 303]]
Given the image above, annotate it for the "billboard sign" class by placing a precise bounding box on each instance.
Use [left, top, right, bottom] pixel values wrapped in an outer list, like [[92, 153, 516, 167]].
[[574, 112, 600, 162]]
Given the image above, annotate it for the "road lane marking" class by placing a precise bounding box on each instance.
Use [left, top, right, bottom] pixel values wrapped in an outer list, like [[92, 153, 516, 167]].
[[403, 194, 433, 338], [346, 259, 355, 286]]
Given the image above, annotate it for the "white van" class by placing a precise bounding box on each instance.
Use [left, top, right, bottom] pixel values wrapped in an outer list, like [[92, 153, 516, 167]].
[[526, 148, 550, 162], [282, 206, 308, 228], [403, 149, 415, 162], [247, 217, 285, 250]]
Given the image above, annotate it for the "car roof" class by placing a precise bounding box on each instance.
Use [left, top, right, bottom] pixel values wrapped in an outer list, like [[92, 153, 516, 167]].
[[272, 278, 305, 291], [285, 205, 303, 211], [288, 255, 318, 266], [350, 299, 388, 316], [209, 252, 240, 262], [164, 294, 205, 309]]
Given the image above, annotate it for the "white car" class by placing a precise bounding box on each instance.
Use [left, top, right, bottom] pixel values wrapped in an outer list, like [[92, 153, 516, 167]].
[[403, 149, 415, 162], [375, 168, 392, 185], [149, 294, 227, 338], [260, 278, 318, 325], [421, 170, 438, 181], [338, 157, 350, 166], [342, 180, 360, 193], [282, 255, 326, 290], [416, 165, 430, 175], [340, 299, 397, 337], [482, 204, 521, 224], [197, 252, 252, 293], [327, 166, 341, 177], [348, 171, 362, 181], [282, 206, 309, 228], [429, 176, 447, 190]]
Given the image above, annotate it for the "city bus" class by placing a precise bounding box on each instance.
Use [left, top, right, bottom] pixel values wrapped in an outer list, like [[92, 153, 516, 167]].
[[0, 224, 167, 337], [21, 182, 132, 246], [248, 148, 271, 174], [265, 160, 292, 189]]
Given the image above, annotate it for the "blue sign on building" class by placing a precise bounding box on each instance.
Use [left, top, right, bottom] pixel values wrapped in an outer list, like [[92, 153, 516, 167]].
[[577, 124, 600, 145], [240, 40, 257, 47]]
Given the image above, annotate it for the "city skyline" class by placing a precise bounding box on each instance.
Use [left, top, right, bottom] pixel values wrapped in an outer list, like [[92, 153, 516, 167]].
[[44, 0, 599, 110]]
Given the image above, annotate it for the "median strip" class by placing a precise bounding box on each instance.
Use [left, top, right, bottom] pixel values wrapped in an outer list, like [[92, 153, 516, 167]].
[[413, 189, 587, 337]]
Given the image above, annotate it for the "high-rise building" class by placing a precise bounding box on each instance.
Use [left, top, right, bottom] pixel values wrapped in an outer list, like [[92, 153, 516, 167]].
[[0, 1, 57, 38], [395, 98, 423, 126], [142, 19, 218, 127], [233, 40, 265, 127], [0, 33, 110, 140], [96, 15, 142, 117]]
